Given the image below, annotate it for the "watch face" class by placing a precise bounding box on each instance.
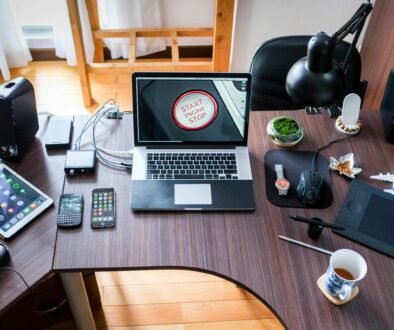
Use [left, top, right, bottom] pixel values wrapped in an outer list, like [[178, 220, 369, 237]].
[[275, 178, 290, 190]]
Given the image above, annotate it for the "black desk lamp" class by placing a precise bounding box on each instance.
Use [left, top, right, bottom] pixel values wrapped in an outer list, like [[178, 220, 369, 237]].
[[286, 1, 373, 107]]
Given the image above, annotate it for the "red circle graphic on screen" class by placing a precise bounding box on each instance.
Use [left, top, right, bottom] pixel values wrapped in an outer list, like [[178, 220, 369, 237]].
[[172, 90, 218, 130]]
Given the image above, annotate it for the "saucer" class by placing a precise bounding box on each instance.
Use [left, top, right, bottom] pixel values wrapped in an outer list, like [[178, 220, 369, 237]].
[[317, 274, 359, 305]]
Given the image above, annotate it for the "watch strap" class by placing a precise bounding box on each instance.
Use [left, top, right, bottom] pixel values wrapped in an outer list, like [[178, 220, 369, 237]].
[[275, 164, 284, 180]]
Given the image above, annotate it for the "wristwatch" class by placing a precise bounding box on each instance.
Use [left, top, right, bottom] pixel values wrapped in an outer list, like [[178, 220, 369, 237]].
[[274, 164, 290, 196]]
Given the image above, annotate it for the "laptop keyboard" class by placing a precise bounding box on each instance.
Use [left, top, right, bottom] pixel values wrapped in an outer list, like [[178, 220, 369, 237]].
[[146, 152, 238, 180]]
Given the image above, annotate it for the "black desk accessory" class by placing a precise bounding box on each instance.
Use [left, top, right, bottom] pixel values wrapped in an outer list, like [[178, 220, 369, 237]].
[[265, 150, 333, 208], [334, 180, 394, 257], [305, 106, 322, 114], [326, 105, 342, 118], [0, 243, 11, 267], [0, 77, 38, 161], [289, 215, 345, 239], [304, 106, 342, 118], [296, 169, 323, 206], [286, 1, 373, 107], [45, 117, 73, 150], [380, 68, 394, 143]]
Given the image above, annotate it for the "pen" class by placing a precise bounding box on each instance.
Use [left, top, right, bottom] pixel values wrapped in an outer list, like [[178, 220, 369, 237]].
[[278, 235, 333, 255], [289, 215, 345, 231]]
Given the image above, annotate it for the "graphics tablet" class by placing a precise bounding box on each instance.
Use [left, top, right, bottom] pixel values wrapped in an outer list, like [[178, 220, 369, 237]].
[[0, 164, 53, 239], [334, 180, 394, 257]]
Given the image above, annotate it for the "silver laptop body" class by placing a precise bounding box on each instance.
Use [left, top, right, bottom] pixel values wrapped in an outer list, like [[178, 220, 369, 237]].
[[131, 72, 255, 211]]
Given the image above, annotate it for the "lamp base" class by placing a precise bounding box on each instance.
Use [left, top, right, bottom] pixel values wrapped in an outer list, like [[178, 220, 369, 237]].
[[335, 116, 362, 134]]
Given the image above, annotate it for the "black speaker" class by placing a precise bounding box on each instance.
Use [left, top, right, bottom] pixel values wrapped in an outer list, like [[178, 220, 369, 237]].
[[0, 77, 39, 161], [380, 69, 394, 143]]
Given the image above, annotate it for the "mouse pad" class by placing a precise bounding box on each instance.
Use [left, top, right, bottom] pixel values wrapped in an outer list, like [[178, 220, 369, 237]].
[[264, 150, 333, 208]]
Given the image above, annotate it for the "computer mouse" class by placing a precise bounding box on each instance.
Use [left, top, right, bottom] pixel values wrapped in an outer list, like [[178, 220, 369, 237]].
[[0, 243, 11, 267], [296, 170, 323, 205]]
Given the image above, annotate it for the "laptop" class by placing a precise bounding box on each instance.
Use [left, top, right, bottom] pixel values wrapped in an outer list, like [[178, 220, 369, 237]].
[[131, 72, 255, 211]]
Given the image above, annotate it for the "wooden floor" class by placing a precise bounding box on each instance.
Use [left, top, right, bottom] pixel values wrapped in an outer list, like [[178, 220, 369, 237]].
[[1, 61, 133, 114], [3, 61, 283, 330], [92, 270, 283, 330]]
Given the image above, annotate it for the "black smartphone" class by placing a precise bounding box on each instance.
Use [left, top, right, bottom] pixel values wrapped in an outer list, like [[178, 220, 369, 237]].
[[57, 194, 83, 228], [91, 188, 115, 228]]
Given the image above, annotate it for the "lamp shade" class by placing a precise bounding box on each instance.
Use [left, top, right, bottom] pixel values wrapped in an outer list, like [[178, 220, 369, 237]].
[[286, 32, 345, 107]]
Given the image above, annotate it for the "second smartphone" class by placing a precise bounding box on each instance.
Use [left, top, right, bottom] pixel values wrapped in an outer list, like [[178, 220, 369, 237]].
[[91, 188, 115, 228]]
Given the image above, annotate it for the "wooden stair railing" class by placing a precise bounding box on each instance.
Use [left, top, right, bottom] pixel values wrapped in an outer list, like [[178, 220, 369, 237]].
[[67, 0, 235, 107]]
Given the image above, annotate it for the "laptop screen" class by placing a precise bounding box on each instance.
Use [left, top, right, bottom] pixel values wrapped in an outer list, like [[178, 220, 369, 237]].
[[133, 73, 251, 146]]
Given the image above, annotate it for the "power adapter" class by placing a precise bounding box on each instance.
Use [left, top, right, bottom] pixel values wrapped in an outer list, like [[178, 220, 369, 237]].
[[103, 104, 122, 119], [106, 111, 123, 119], [64, 150, 96, 175]]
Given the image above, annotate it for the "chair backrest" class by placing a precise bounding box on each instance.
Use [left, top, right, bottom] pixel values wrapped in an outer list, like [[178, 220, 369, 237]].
[[250, 35, 366, 110]]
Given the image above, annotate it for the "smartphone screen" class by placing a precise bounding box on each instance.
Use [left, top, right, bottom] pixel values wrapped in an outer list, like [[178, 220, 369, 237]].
[[91, 188, 115, 228]]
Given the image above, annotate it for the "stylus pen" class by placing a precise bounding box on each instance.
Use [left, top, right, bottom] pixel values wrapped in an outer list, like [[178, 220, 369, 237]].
[[289, 215, 345, 231], [278, 235, 333, 255]]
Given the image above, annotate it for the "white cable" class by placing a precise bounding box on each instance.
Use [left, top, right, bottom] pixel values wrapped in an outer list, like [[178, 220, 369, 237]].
[[97, 146, 134, 158], [38, 112, 54, 117], [74, 99, 117, 150], [92, 108, 132, 169]]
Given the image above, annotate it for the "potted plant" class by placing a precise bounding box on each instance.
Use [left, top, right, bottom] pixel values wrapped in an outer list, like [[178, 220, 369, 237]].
[[267, 116, 303, 147]]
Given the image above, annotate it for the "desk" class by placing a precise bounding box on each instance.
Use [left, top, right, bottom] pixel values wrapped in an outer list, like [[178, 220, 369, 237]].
[[54, 110, 394, 329], [0, 116, 66, 312]]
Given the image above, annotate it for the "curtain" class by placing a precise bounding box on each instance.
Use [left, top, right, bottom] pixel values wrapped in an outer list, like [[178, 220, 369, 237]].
[[54, 0, 94, 66], [0, 0, 32, 81], [98, 0, 166, 59]]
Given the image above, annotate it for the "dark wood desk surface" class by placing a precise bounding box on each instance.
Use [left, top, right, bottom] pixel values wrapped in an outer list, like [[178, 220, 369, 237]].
[[53, 110, 394, 329], [0, 116, 66, 313]]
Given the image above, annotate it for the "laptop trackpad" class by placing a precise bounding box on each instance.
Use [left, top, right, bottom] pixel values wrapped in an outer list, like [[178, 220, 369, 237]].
[[174, 184, 212, 205]]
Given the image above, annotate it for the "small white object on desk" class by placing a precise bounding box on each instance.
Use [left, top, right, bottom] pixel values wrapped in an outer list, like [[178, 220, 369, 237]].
[[335, 93, 362, 134], [277, 235, 333, 255], [329, 153, 362, 179], [370, 173, 394, 195]]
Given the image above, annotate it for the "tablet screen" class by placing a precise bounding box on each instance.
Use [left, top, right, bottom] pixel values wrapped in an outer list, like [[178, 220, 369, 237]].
[[334, 180, 394, 257], [0, 164, 53, 237], [358, 195, 394, 245]]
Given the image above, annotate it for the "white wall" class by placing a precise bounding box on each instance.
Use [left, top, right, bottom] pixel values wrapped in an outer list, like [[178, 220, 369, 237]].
[[231, 0, 372, 72], [160, 0, 214, 46], [9, 0, 65, 27]]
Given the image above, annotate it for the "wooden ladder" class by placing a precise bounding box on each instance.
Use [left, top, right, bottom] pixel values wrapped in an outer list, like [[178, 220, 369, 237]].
[[67, 0, 235, 106]]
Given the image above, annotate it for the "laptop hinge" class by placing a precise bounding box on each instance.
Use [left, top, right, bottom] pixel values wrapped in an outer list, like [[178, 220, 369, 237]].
[[146, 145, 237, 149]]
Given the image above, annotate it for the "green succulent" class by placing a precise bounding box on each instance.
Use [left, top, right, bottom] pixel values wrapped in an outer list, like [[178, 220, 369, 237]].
[[272, 116, 300, 136]]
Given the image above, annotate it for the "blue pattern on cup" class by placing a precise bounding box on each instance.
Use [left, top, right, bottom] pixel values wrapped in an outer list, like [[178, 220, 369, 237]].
[[324, 265, 358, 298]]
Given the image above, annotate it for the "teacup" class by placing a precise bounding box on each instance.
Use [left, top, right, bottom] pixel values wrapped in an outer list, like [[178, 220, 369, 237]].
[[324, 249, 367, 301]]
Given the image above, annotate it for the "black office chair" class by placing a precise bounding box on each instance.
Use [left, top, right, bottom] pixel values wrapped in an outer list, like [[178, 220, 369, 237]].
[[250, 35, 368, 110]]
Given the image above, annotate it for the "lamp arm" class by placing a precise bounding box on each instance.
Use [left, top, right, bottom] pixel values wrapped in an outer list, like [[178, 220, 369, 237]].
[[331, 2, 373, 44], [341, 17, 365, 73], [329, 1, 373, 72]]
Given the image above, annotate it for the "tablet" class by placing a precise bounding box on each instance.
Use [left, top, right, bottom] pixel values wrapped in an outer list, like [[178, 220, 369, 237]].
[[0, 163, 53, 239], [334, 180, 394, 257]]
